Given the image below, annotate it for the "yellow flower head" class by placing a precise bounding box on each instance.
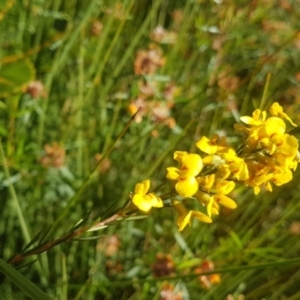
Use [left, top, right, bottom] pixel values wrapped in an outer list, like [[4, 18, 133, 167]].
[[166, 151, 203, 197], [238, 103, 298, 156], [171, 199, 212, 231], [132, 180, 163, 212], [196, 135, 249, 181]]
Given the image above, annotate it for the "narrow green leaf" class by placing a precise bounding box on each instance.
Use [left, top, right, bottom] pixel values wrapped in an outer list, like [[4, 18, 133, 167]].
[[21, 231, 42, 254], [71, 235, 105, 242], [0, 259, 53, 300], [124, 215, 149, 221], [38, 225, 52, 245]]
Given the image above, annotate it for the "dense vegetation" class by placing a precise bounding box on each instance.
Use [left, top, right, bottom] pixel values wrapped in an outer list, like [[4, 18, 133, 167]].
[[1, 0, 300, 299]]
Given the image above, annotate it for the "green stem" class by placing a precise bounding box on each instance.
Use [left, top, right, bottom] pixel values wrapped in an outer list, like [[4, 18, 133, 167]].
[[0, 139, 47, 280], [0, 139, 32, 246]]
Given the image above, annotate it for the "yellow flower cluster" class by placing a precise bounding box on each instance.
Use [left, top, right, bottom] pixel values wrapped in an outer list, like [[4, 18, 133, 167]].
[[130, 103, 299, 231]]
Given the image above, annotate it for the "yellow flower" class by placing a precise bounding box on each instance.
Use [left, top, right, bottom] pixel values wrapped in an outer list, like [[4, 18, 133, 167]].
[[269, 102, 297, 126], [220, 148, 249, 180], [196, 135, 249, 180], [275, 134, 298, 159], [197, 174, 215, 191], [166, 151, 203, 197], [240, 115, 286, 153], [243, 162, 273, 195], [271, 168, 293, 186], [195, 134, 226, 155], [196, 176, 236, 217], [238, 103, 298, 156], [210, 179, 236, 211], [132, 180, 163, 212], [240, 108, 266, 126], [171, 199, 212, 231]]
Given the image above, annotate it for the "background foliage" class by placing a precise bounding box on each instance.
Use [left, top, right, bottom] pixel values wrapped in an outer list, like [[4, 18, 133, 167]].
[[1, 0, 300, 299]]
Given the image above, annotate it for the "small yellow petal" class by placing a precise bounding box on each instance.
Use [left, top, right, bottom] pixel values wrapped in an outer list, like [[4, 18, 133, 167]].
[[207, 197, 213, 218], [240, 116, 257, 125], [213, 194, 237, 209], [182, 153, 203, 176], [271, 170, 293, 186], [171, 199, 191, 231], [276, 134, 298, 157], [178, 211, 192, 231], [254, 186, 261, 195], [166, 167, 180, 180], [265, 117, 286, 139], [191, 211, 212, 223], [174, 151, 189, 163], [148, 193, 164, 208], [134, 182, 146, 195], [195, 190, 211, 204], [265, 181, 273, 192], [196, 136, 218, 154], [175, 176, 198, 197], [215, 180, 235, 195]]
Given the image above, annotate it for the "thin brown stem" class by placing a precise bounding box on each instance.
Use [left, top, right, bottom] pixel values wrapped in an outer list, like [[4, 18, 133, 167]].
[[8, 213, 124, 266]]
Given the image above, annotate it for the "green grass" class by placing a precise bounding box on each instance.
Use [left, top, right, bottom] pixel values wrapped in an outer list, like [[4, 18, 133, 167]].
[[1, 0, 300, 299]]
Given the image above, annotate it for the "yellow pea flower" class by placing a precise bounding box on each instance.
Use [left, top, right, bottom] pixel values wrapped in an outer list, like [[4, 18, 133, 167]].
[[271, 168, 293, 186], [238, 103, 298, 156], [195, 190, 219, 217], [243, 162, 273, 195], [196, 176, 236, 217], [275, 134, 298, 158], [166, 151, 203, 197], [240, 108, 266, 126], [196, 134, 249, 181], [211, 179, 236, 212], [240, 116, 285, 153], [220, 148, 249, 180], [132, 180, 163, 212], [196, 134, 226, 155], [269, 102, 297, 126], [171, 199, 212, 231], [197, 174, 215, 191], [274, 152, 298, 171]]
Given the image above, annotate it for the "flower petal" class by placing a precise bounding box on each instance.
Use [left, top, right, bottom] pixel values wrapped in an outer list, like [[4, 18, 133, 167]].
[[148, 193, 164, 208], [196, 136, 217, 154], [132, 194, 152, 212], [178, 211, 192, 231], [175, 176, 198, 197], [134, 180, 151, 195], [166, 167, 180, 180], [269, 102, 297, 126], [213, 194, 237, 209], [191, 211, 212, 223], [181, 153, 203, 176], [173, 151, 189, 163]]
